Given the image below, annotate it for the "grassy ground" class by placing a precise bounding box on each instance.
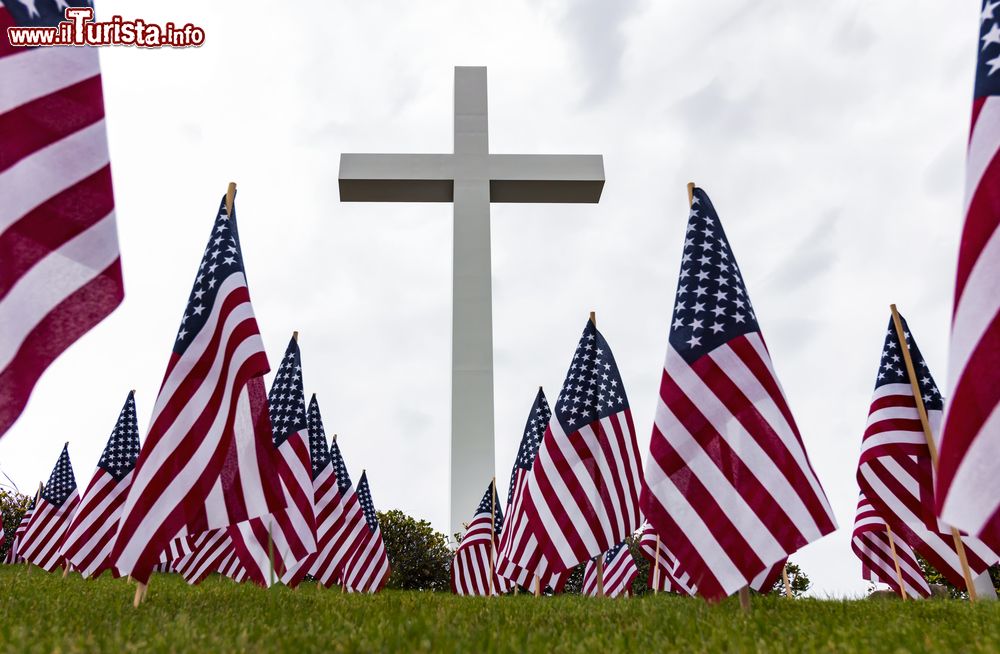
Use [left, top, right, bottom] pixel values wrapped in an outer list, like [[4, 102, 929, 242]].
[[2, 567, 1000, 653]]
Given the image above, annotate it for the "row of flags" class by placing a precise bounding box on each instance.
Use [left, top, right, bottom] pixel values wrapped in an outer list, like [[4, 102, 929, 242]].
[[446, 185, 836, 600], [1, 193, 390, 595], [3, 0, 1000, 603]]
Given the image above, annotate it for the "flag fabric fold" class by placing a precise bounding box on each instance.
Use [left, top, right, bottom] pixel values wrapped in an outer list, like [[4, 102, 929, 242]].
[[640, 186, 837, 600]]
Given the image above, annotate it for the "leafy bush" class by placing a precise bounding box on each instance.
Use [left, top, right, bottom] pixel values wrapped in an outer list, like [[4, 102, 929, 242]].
[[1, 489, 31, 560], [377, 509, 452, 591]]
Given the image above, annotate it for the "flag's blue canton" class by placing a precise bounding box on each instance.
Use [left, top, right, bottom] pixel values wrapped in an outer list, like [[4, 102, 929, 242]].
[[874, 314, 943, 411], [1, 0, 92, 27], [355, 472, 379, 531], [330, 440, 352, 495], [604, 541, 627, 566], [472, 482, 504, 536], [267, 338, 307, 447], [97, 391, 141, 481], [669, 188, 758, 364], [306, 396, 331, 479], [555, 320, 629, 433], [507, 389, 550, 501], [173, 195, 248, 356], [977, 1, 1000, 98], [42, 444, 76, 507]]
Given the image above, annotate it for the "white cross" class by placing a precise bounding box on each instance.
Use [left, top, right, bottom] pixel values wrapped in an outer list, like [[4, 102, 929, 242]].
[[339, 67, 604, 535]]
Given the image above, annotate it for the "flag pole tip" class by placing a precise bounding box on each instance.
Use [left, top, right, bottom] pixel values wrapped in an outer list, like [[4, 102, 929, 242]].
[[292, 331, 299, 342], [589, 311, 596, 324]]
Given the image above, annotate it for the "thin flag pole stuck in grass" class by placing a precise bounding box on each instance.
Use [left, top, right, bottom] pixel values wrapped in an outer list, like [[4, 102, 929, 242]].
[[781, 565, 792, 598], [653, 535, 662, 595], [889, 304, 978, 603], [885, 524, 908, 601], [489, 477, 496, 597]]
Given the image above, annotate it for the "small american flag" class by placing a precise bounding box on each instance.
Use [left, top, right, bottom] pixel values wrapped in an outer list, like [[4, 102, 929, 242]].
[[61, 391, 140, 578], [851, 493, 930, 599], [496, 388, 565, 592], [581, 542, 638, 598], [452, 480, 509, 596], [18, 443, 80, 571], [340, 471, 390, 593], [937, 0, 1000, 547], [110, 193, 284, 583], [172, 529, 233, 585], [0, 0, 124, 438], [636, 521, 695, 595], [524, 318, 643, 574], [307, 419, 367, 587], [857, 313, 998, 589], [640, 186, 837, 600], [231, 336, 318, 586]]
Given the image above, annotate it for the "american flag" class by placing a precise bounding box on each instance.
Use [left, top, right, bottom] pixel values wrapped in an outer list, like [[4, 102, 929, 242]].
[[216, 545, 248, 582], [636, 521, 695, 595], [172, 529, 233, 585], [230, 336, 317, 586], [937, 0, 1000, 546], [61, 390, 140, 578], [524, 318, 643, 574], [857, 313, 998, 589], [851, 493, 930, 599], [640, 186, 837, 601], [451, 480, 510, 596], [110, 193, 284, 584], [3, 492, 36, 564], [496, 388, 565, 592], [0, 0, 124, 439], [581, 542, 639, 598], [340, 471, 390, 593], [307, 423, 366, 588], [19, 443, 80, 571]]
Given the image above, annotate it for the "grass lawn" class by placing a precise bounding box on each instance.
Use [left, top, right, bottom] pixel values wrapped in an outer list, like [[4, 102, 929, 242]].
[[2, 566, 1000, 653]]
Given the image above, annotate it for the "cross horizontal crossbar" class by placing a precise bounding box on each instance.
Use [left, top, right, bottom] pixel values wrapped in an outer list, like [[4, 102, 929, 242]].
[[339, 153, 605, 203]]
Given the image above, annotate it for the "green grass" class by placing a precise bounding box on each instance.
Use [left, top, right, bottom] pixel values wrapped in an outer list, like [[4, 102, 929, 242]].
[[3, 567, 1000, 653]]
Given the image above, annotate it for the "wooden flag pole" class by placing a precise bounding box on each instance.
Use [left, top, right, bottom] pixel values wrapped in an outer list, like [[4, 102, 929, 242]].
[[687, 181, 695, 207], [781, 564, 793, 598], [489, 477, 496, 597], [889, 304, 978, 603], [653, 535, 662, 595], [885, 524, 908, 601], [268, 524, 275, 587], [133, 582, 147, 608], [588, 310, 605, 599], [225, 182, 236, 216], [534, 576, 541, 597], [737, 586, 751, 613]]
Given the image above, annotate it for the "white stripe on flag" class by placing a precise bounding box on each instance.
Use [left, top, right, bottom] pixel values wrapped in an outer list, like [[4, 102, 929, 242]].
[[0, 45, 100, 115]]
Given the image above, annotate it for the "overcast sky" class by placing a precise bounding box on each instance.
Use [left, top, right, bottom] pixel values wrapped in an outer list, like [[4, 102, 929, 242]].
[[0, 0, 984, 598]]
